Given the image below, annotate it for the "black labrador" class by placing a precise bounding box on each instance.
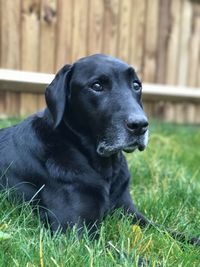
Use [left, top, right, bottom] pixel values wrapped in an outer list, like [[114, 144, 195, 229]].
[[0, 54, 199, 245]]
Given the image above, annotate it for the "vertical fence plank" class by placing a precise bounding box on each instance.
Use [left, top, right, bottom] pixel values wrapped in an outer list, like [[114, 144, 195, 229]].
[[187, 3, 200, 87], [164, 102, 175, 123], [142, 0, 159, 120], [143, 0, 159, 83], [0, 0, 5, 116], [198, 47, 200, 88], [0, 0, 21, 116], [1, 1, 21, 69], [194, 4, 200, 124], [21, 0, 40, 71], [143, 101, 154, 120], [175, 103, 186, 124], [187, 3, 200, 124], [166, 0, 182, 85], [102, 0, 120, 56], [195, 104, 200, 124], [178, 0, 192, 86], [198, 39, 200, 88], [117, 0, 132, 63], [130, 0, 146, 74], [88, 0, 104, 55], [20, 0, 40, 116], [156, 0, 171, 84], [38, 0, 57, 110], [184, 103, 196, 124], [129, 0, 147, 119], [71, 0, 89, 61], [178, 0, 194, 123], [55, 0, 73, 70], [156, 0, 175, 122], [165, 0, 182, 123], [39, 0, 57, 73]]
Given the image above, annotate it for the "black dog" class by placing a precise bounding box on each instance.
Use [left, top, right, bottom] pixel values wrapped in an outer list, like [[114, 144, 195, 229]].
[[0, 54, 199, 245]]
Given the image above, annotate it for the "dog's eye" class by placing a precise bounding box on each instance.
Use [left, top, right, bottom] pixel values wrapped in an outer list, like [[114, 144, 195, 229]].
[[132, 81, 141, 91], [91, 82, 103, 92]]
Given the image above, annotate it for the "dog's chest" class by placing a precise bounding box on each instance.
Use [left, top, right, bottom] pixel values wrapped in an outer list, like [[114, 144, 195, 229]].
[[95, 157, 128, 210]]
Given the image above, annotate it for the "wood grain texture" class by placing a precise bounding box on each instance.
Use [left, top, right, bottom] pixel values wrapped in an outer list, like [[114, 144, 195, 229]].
[[55, 0, 73, 69], [187, 3, 200, 123], [0, 0, 21, 116], [175, 103, 187, 124], [187, 3, 200, 87], [88, 0, 104, 55], [21, 0, 40, 115], [71, 0, 89, 61], [143, 0, 159, 83], [178, 0, 192, 86], [1, 0, 21, 69], [163, 102, 175, 123], [166, 0, 182, 85], [156, 0, 173, 122], [177, 0, 195, 124], [0, 0, 5, 115], [130, 0, 146, 74], [195, 104, 200, 124], [117, 0, 132, 62], [39, 0, 57, 73], [102, 0, 120, 55], [39, 0, 57, 110], [156, 0, 171, 84]]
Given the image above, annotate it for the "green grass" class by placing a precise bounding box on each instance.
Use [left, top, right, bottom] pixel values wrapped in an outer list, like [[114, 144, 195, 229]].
[[0, 118, 200, 266]]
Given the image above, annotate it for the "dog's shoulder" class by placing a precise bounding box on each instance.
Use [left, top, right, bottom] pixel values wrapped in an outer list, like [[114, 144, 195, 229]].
[[0, 111, 46, 164]]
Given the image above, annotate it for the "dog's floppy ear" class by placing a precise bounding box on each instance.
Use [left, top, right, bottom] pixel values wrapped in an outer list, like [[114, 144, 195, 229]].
[[45, 64, 72, 128]]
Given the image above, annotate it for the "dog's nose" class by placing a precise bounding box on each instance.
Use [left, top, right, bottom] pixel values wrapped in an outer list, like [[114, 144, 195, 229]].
[[125, 116, 148, 134]]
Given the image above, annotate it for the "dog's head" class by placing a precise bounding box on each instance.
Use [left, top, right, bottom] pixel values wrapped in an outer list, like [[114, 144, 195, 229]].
[[45, 54, 148, 157]]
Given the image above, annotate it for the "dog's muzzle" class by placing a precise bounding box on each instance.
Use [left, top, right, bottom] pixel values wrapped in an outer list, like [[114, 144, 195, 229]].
[[97, 129, 149, 157]]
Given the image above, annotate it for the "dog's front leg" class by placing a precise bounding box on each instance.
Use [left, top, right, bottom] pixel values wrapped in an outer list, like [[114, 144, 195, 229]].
[[115, 188, 200, 246], [115, 188, 151, 227]]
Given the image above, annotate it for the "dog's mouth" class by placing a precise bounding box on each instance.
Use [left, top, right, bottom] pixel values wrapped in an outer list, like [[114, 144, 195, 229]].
[[123, 142, 146, 153], [97, 136, 148, 157], [97, 143, 135, 157], [97, 129, 149, 157]]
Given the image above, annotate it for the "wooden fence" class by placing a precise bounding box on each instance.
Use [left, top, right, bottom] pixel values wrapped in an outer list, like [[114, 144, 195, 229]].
[[0, 0, 200, 122]]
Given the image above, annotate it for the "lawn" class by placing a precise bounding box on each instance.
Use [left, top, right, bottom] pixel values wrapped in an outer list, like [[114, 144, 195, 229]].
[[0, 118, 200, 266]]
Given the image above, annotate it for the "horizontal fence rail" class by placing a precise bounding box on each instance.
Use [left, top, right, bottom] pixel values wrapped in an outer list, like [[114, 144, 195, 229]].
[[0, 69, 200, 124], [143, 84, 200, 102], [1, 69, 200, 101], [0, 69, 54, 94]]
